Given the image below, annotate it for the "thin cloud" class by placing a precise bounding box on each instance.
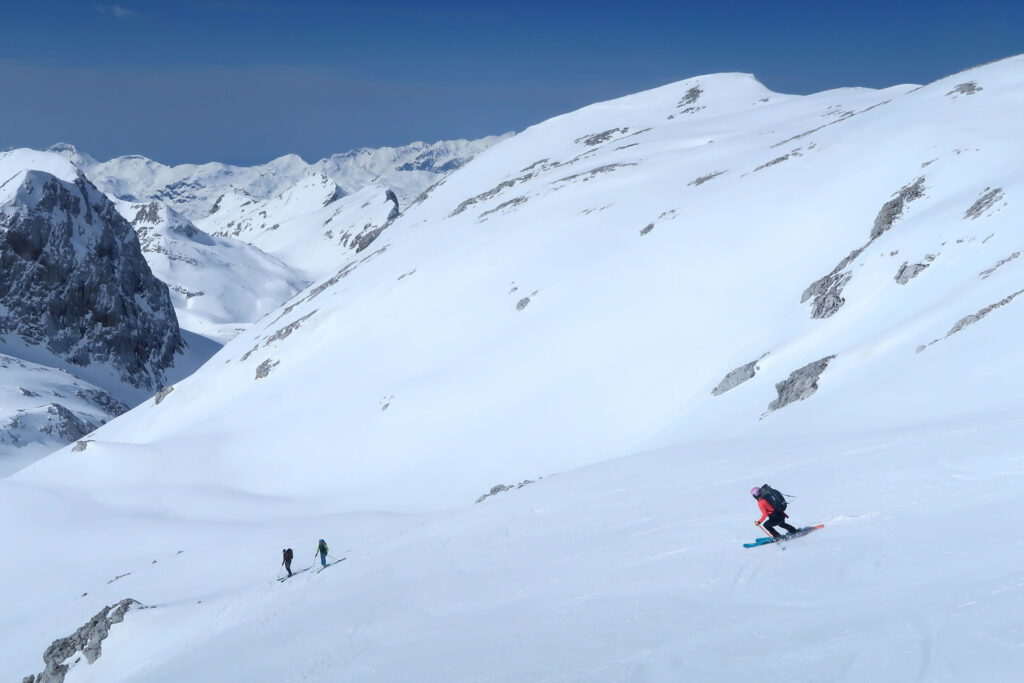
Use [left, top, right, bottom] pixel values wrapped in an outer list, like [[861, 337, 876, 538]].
[[95, 4, 138, 18]]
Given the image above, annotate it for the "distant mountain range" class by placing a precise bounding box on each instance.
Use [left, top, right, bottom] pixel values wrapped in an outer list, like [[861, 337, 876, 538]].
[[49, 135, 512, 221]]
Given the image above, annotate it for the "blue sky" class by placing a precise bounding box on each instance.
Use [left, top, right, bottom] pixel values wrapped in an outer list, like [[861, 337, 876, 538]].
[[1, 0, 1021, 165]]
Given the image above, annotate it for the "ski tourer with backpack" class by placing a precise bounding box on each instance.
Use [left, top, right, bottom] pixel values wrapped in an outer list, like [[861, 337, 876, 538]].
[[744, 484, 824, 548]]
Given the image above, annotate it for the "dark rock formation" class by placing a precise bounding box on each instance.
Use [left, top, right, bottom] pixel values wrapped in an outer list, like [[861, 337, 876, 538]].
[[963, 187, 1004, 220], [946, 82, 982, 97], [0, 170, 183, 390]]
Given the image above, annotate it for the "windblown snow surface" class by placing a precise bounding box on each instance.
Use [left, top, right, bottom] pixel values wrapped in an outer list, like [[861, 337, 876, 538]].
[[6, 56, 1024, 681]]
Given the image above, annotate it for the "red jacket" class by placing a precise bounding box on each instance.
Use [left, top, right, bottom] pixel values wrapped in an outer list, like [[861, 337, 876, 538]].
[[757, 497, 786, 523]]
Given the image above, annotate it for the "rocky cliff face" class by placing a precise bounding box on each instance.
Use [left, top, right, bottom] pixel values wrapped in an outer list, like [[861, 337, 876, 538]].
[[0, 152, 184, 392]]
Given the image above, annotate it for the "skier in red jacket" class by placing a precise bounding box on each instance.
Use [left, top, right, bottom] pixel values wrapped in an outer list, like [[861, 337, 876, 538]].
[[752, 486, 799, 538]]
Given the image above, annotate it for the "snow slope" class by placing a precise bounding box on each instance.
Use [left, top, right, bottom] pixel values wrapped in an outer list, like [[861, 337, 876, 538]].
[[199, 179, 400, 279], [6, 56, 1024, 681], [114, 198, 308, 342], [0, 354, 128, 477]]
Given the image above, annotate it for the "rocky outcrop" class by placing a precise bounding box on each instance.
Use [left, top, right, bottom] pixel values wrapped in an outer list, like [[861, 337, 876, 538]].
[[894, 256, 935, 284], [476, 479, 539, 504], [963, 187, 1004, 219], [0, 167, 183, 390], [803, 177, 926, 318], [766, 356, 836, 413], [947, 82, 982, 98], [871, 177, 925, 239], [23, 598, 140, 683], [711, 356, 765, 396]]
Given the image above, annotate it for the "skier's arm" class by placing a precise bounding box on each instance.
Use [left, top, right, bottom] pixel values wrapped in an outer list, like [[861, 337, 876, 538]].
[[756, 499, 772, 523]]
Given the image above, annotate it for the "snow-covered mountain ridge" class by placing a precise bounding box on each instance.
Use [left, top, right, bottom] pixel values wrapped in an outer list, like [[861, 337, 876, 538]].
[[50, 135, 511, 222], [6, 55, 1024, 681]]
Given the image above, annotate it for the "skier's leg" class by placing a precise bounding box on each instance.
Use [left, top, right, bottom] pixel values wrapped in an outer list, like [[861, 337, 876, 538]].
[[762, 518, 781, 538], [780, 520, 799, 534]]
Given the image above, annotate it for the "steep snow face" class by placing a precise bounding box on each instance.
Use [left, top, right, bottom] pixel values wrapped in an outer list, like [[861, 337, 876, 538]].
[[114, 199, 308, 342], [199, 179, 399, 278], [20, 58, 1024, 511], [51, 136, 510, 222], [0, 150, 185, 395]]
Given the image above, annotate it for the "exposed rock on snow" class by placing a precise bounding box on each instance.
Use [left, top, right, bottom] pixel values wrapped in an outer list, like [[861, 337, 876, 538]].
[[576, 128, 629, 146], [894, 256, 935, 284], [475, 479, 538, 504], [22, 598, 139, 683], [945, 289, 1024, 338], [255, 359, 279, 379], [766, 356, 836, 413], [871, 177, 926, 239], [801, 252, 857, 318], [688, 170, 726, 186], [770, 98, 893, 148], [947, 82, 983, 97], [979, 251, 1019, 279], [450, 174, 534, 217], [803, 177, 927, 318], [153, 385, 174, 405], [711, 357, 765, 396], [963, 187, 1004, 219]]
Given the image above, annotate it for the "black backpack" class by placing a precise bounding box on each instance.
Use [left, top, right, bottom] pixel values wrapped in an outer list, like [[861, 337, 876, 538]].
[[759, 484, 787, 512]]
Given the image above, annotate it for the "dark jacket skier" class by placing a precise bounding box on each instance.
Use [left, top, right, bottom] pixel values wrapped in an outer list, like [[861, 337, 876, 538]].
[[282, 548, 294, 576], [751, 485, 799, 538], [316, 539, 329, 567]]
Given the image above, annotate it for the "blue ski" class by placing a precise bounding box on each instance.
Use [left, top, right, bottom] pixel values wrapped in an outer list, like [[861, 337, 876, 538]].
[[743, 524, 823, 548]]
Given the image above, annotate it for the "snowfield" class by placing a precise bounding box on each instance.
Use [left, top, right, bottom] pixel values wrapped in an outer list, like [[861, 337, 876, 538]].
[[6, 54, 1024, 681]]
